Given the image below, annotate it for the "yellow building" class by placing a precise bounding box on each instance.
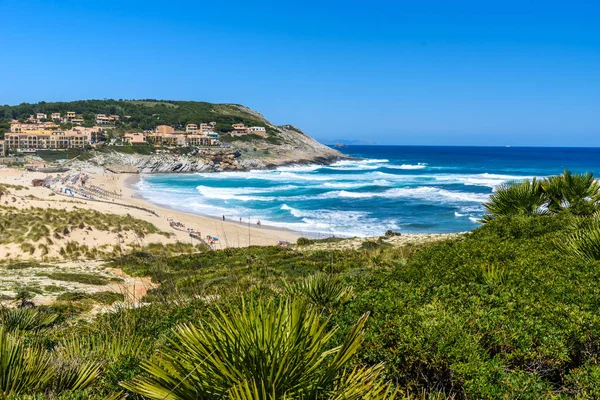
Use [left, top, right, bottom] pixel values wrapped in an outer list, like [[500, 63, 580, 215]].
[[147, 133, 187, 147], [155, 125, 175, 134], [187, 135, 212, 146], [123, 132, 147, 144], [4, 130, 91, 151]]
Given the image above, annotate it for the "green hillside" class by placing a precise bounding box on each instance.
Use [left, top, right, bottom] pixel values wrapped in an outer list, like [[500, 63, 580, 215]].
[[0, 99, 274, 134]]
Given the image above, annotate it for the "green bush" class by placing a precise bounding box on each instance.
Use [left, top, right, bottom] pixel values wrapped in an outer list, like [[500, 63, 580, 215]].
[[296, 237, 313, 246]]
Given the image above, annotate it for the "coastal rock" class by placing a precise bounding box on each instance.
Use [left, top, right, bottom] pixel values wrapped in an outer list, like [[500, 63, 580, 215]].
[[68, 125, 348, 173]]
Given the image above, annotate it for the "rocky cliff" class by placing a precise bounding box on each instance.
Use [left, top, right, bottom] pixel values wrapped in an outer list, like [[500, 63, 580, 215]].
[[66, 105, 348, 173]]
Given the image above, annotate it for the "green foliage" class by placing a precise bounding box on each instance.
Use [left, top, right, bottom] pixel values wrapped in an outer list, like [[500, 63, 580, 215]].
[[330, 215, 600, 398], [122, 299, 395, 399], [0, 100, 274, 134], [483, 177, 547, 220], [39, 272, 121, 286], [297, 237, 312, 246], [0, 327, 99, 397], [57, 291, 125, 305], [484, 170, 600, 221], [542, 169, 600, 216], [557, 214, 600, 261], [0, 308, 57, 332], [284, 272, 353, 308], [361, 240, 380, 250]]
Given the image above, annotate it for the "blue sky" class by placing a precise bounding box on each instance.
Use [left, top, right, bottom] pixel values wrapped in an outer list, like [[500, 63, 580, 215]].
[[1, 0, 598, 146]]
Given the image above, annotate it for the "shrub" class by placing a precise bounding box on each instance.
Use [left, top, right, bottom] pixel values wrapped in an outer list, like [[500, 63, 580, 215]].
[[296, 237, 313, 246], [284, 273, 353, 308], [122, 300, 396, 399], [361, 240, 379, 250]]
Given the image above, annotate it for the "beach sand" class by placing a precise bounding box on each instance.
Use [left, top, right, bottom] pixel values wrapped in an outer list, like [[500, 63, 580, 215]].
[[0, 166, 300, 261]]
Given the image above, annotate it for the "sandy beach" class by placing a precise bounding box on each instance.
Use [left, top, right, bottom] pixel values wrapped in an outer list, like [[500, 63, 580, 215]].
[[0, 166, 300, 260]]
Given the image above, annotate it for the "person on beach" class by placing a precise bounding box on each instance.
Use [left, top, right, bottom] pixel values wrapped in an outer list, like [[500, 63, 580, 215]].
[[222, 215, 225, 221]]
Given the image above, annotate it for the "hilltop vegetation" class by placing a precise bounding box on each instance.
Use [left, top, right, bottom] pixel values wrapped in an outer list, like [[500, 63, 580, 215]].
[[0, 99, 276, 134]]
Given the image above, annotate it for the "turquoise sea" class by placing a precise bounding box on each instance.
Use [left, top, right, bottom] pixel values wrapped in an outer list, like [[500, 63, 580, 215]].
[[136, 146, 600, 236]]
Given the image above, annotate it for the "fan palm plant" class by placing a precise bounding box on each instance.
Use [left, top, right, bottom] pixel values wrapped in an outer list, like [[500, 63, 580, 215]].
[[542, 169, 600, 216], [0, 307, 57, 333], [557, 213, 600, 261], [122, 299, 396, 399], [0, 327, 99, 397], [284, 273, 353, 309], [483, 178, 547, 221]]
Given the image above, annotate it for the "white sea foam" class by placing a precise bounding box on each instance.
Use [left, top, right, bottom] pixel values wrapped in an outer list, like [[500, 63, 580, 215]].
[[275, 165, 322, 172], [387, 163, 427, 170], [195, 185, 298, 201], [321, 187, 490, 203], [330, 159, 389, 167]]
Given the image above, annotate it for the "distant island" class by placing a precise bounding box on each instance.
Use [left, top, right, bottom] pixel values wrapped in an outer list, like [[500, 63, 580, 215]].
[[0, 99, 346, 172]]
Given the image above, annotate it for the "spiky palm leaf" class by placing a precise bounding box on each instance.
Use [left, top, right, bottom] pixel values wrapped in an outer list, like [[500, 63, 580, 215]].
[[557, 214, 600, 261], [123, 300, 394, 399], [284, 273, 353, 308], [57, 330, 147, 363], [0, 308, 57, 333], [483, 178, 547, 221], [542, 169, 600, 216], [0, 327, 100, 397], [0, 327, 54, 396]]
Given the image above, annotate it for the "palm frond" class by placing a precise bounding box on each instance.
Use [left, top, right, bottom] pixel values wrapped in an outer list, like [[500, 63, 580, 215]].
[[284, 272, 353, 308], [122, 299, 390, 399], [542, 169, 600, 216], [483, 178, 547, 221]]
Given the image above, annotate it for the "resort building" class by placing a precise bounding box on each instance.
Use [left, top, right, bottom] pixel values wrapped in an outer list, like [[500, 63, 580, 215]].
[[72, 126, 106, 144], [186, 124, 198, 134], [66, 112, 76, 121], [231, 123, 249, 135], [123, 132, 146, 145], [200, 122, 217, 133], [10, 121, 58, 132], [51, 113, 61, 121], [155, 125, 175, 135], [95, 114, 120, 124], [187, 135, 212, 146], [96, 114, 111, 124], [4, 130, 91, 152], [0, 140, 5, 156], [206, 132, 219, 141], [147, 133, 187, 147], [36, 113, 47, 121], [249, 126, 267, 137]]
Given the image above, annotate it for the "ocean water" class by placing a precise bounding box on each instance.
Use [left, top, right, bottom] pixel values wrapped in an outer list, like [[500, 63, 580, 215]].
[[136, 146, 600, 237]]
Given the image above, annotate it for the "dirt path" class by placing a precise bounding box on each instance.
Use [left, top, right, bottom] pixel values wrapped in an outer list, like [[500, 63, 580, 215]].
[[105, 267, 156, 305]]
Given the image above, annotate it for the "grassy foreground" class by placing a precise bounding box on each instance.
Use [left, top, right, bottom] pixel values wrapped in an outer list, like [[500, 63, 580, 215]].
[[2, 211, 600, 398]]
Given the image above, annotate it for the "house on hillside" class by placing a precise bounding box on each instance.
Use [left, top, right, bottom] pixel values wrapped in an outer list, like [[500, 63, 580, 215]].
[[155, 125, 175, 134], [200, 122, 216, 133], [231, 123, 250, 135], [123, 132, 147, 145], [186, 124, 198, 134], [249, 126, 267, 137]]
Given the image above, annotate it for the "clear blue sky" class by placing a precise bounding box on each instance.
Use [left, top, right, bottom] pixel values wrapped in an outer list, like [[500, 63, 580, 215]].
[[1, 0, 598, 146]]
